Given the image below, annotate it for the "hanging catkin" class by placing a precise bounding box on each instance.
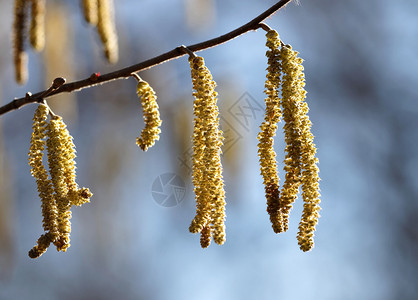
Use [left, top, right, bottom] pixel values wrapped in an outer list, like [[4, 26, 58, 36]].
[[257, 29, 283, 233], [28, 105, 92, 258], [135, 80, 162, 151], [46, 116, 73, 251], [29, 0, 46, 51], [257, 28, 321, 251], [279, 44, 321, 251], [188, 55, 226, 247], [13, 0, 29, 84], [28, 104, 58, 258], [97, 0, 118, 63], [278, 44, 304, 232]]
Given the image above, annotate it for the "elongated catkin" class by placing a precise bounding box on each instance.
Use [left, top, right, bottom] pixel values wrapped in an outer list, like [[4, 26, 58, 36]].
[[257, 29, 283, 233], [188, 56, 226, 246], [13, 0, 29, 84]]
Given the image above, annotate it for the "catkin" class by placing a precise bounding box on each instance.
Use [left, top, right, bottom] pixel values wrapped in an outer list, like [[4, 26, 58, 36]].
[[57, 119, 92, 207], [97, 0, 118, 63], [46, 116, 72, 251], [188, 56, 226, 246], [28, 105, 92, 258], [136, 80, 162, 151], [29, 0, 46, 51], [28, 104, 58, 236], [82, 0, 98, 25], [278, 45, 304, 232], [13, 0, 29, 84], [257, 29, 283, 233], [297, 96, 321, 252], [45, 116, 92, 251], [258, 29, 321, 251], [28, 104, 58, 258], [279, 45, 320, 251]]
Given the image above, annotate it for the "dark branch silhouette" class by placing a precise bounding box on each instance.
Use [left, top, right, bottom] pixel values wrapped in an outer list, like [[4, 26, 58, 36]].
[[0, 0, 293, 116]]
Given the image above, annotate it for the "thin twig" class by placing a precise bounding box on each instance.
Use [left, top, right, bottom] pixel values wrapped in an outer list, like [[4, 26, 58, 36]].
[[130, 73, 142, 82], [0, 0, 294, 116], [258, 22, 274, 32], [178, 45, 197, 59]]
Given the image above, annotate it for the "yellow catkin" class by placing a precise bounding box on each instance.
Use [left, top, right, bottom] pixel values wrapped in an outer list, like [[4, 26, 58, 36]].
[[29, 0, 46, 51], [47, 116, 92, 251], [280, 45, 320, 251], [29, 108, 92, 257], [257, 29, 283, 233], [188, 56, 226, 246], [97, 0, 118, 63], [55, 119, 93, 207], [297, 98, 321, 252], [13, 0, 29, 84], [82, 0, 98, 25], [278, 45, 305, 232], [46, 116, 72, 252], [136, 80, 162, 151], [28, 104, 58, 258]]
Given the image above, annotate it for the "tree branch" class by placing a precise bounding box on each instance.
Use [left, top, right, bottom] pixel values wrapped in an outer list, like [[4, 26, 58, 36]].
[[0, 0, 293, 116]]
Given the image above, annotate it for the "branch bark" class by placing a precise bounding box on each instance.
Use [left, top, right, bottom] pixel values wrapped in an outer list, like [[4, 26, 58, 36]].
[[0, 0, 293, 116]]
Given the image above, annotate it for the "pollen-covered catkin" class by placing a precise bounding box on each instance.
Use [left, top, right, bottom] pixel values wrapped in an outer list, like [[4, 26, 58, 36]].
[[257, 29, 283, 233], [55, 118, 92, 207], [13, 0, 29, 84], [82, 0, 98, 25], [28, 104, 58, 258], [29, 0, 46, 51], [28, 106, 92, 257], [280, 44, 320, 251], [297, 98, 321, 252], [46, 116, 72, 251], [188, 56, 226, 246], [136, 80, 162, 151], [97, 0, 118, 63], [278, 45, 305, 232]]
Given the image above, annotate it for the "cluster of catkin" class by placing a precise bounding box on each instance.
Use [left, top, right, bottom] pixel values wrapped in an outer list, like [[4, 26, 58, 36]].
[[12, 0, 119, 84], [188, 56, 226, 248], [132, 56, 226, 248], [13, 0, 46, 84], [28, 103, 92, 258], [258, 29, 321, 252], [81, 0, 118, 63], [21, 27, 320, 255]]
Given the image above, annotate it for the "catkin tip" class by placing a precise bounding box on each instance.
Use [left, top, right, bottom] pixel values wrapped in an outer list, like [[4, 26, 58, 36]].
[[28, 232, 54, 259], [82, 0, 99, 25], [200, 225, 211, 248], [14, 52, 28, 84]]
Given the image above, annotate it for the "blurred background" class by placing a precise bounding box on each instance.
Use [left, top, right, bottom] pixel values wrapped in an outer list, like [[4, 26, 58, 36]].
[[1, 0, 418, 299]]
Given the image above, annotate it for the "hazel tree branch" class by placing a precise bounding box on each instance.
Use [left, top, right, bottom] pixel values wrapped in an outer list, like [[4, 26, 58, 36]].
[[0, 0, 294, 116]]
